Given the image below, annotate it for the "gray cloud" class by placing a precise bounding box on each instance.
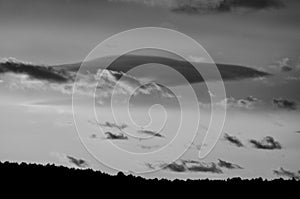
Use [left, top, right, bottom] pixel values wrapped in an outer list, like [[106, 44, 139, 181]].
[[111, 0, 284, 14], [0, 58, 72, 83], [183, 160, 223, 173], [272, 98, 297, 111], [249, 136, 282, 150], [220, 96, 259, 110], [274, 168, 300, 180], [66, 156, 89, 168], [98, 121, 128, 130], [223, 133, 244, 147], [160, 159, 223, 173], [217, 159, 243, 169], [104, 132, 128, 140]]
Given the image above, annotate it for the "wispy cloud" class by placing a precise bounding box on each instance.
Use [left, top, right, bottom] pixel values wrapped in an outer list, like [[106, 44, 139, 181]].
[[274, 168, 300, 180], [223, 133, 244, 147], [137, 129, 165, 138], [217, 159, 243, 169], [249, 136, 282, 150], [111, 0, 284, 14]]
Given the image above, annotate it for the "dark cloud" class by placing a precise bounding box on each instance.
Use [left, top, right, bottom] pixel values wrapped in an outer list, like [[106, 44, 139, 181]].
[[249, 136, 282, 150], [161, 161, 187, 172], [172, 0, 284, 14], [272, 98, 297, 110], [161, 160, 223, 173], [104, 132, 128, 140], [223, 133, 244, 147], [217, 159, 243, 169], [137, 129, 165, 138], [274, 168, 300, 180], [0, 58, 71, 83], [56, 54, 269, 86], [182, 160, 223, 173], [66, 156, 89, 168]]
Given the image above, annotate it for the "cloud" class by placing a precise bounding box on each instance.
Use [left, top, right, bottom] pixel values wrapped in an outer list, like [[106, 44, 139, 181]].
[[0, 58, 72, 83], [112, 0, 284, 14], [274, 168, 300, 180], [1, 59, 175, 100], [161, 161, 187, 172], [217, 159, 243, 169], [98, 121, 128, 130], [218, 96, 259, 110], [104, 132, 128, 140], [249, 136, 282, 150], [138, 144, 161, 150], [182, 160, 223, 173], [161, 159, 222, 173], [272, 98, 297, 111], [269, 58, 293, 72], [223, 133, 244, 147], [66, 155, 89, 168], [137, 129, 165, 138]]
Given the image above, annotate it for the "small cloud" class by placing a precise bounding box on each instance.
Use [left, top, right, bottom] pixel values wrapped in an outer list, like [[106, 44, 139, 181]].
[[138, 144, 161, 150], [217, 159, 243, 169], [157, 159, 224, 174], [272, 98, 297, 111], [249, 136, 282, 150], [269, 58, 293, 72], [218, 96, 259, 110], [138, 129, 165, 138], [104, 132, 128, 140], [66, 155, 89, 168], [182, 160, 222, 174], [161, 161, 187, 172], [98, 121, 128, 130], [274, 168, 300, 180], [223, 133, 244, 147]]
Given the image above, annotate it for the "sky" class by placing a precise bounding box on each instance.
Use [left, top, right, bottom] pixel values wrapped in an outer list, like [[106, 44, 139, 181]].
[[1, 0, 300, 180], [0, 0, 300, 67]]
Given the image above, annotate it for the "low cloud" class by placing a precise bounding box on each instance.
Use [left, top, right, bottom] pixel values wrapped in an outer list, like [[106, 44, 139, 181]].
[[160, 159, 223, 173], [223, 133, 244, 147], [249, 136, 282, 150], [274, 168, 300, 180], [272, 98, 297, 111], [183, 160, 223, 173], [66, 155, 89, 168], [217, 159, 243, 169], [104, 132, 128, 140]]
